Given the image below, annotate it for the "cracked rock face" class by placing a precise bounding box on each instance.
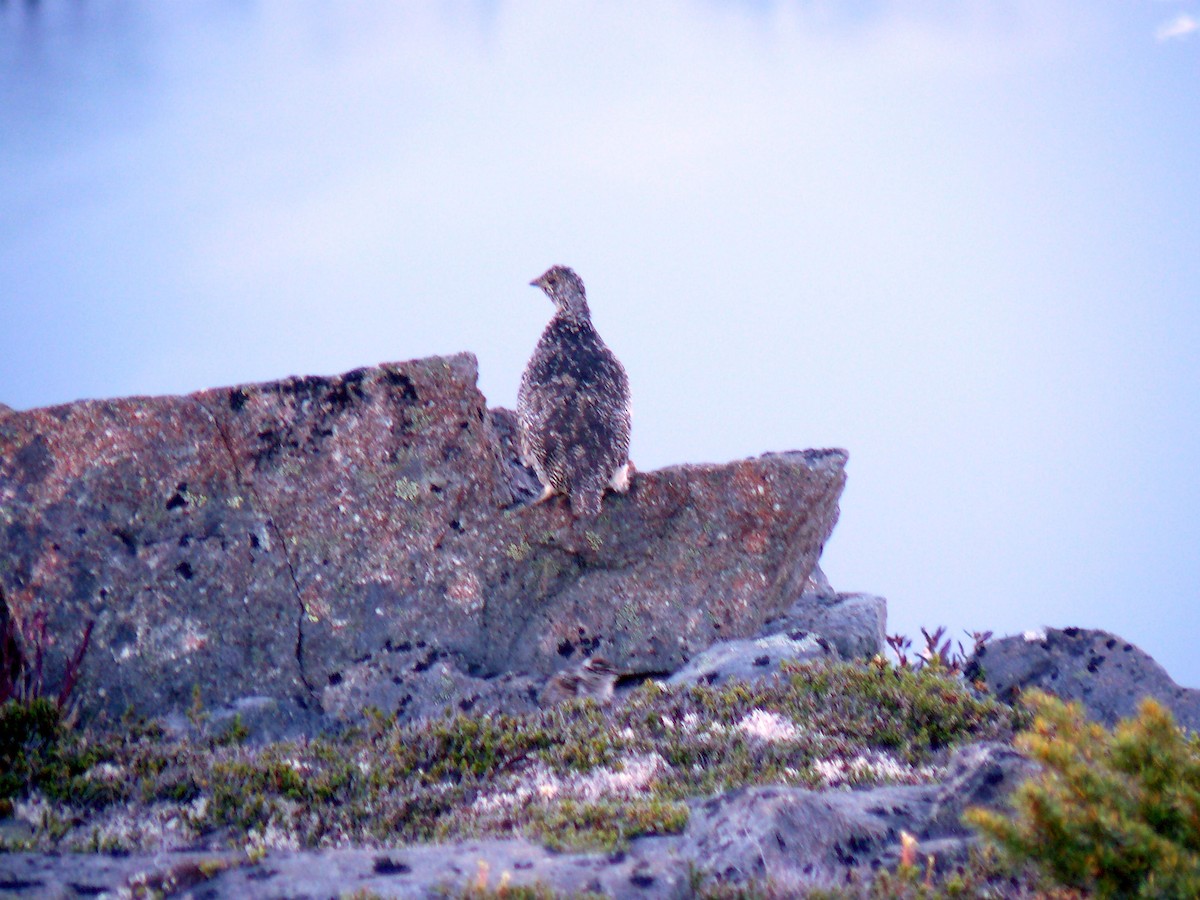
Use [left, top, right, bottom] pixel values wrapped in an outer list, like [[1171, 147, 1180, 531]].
[[0, 353, 846, 729]]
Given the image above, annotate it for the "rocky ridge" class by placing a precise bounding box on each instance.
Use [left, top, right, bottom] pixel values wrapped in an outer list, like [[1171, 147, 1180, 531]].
[[0, 353, 846, 735], [1, 355, 1197, 897]]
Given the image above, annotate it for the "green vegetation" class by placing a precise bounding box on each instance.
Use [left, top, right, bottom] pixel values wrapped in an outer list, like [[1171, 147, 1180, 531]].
[[967, 690, 1200, 899], [0, 660, 1019, 856]]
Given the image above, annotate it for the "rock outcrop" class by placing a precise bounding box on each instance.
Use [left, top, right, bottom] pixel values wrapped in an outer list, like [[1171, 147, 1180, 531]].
[[760, 588, 888, 662], [12, 355, 1200, 898], [682, 741, 1035, 888], [666, 632, 836, 687], [966, 626, 1200, 731], [0, 354, 847, 731]]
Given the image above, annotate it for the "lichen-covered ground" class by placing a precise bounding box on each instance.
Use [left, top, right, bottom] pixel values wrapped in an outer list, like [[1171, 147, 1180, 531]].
[[1, 660, 1023, 862]]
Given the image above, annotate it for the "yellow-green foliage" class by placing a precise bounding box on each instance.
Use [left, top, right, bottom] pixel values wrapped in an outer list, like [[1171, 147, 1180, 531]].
[[967, 690, 1200, 898]]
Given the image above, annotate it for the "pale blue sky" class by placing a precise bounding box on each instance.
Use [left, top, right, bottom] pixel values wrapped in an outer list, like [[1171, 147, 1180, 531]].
[[2, 2, 1198, 685]]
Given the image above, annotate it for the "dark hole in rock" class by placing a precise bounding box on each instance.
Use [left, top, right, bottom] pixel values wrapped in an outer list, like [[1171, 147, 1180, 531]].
[[754, 655, 771, 667], [372, 856, 412, 875], [176, 561, 194, 581], [166, 483, 189, 510], [557, 640, 576, 658], [327, 672, 343, 686], [112, 528, 136, 556], [383, 371, 418, 402]]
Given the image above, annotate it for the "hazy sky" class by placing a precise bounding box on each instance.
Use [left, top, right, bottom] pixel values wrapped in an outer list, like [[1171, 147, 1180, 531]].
[[2, 2, 1198, 685]]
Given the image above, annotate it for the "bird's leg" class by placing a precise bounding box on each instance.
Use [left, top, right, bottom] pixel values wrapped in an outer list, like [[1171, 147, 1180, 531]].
[[530, 483, 557, 506], [608, 461, 634, 494]]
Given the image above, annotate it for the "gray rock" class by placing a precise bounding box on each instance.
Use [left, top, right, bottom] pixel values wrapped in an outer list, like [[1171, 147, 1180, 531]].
[[966, 626, 1200, 730], [682, 741, 1036, 889], [667, 632, 836, 687], [321, 642, 541, 725], [0, 840, 692, 899], [802, 562, 836, 598], [761, 592, 888, 661], [0, 354, 847, 734]]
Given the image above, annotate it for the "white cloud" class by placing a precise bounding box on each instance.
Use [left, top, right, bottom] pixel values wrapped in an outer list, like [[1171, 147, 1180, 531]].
[[1156, 13, 1199, 41]]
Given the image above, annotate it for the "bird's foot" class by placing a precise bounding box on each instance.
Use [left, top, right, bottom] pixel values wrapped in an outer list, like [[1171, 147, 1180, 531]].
[[529, 483, 558, 507], [609, 461, 635, 494]]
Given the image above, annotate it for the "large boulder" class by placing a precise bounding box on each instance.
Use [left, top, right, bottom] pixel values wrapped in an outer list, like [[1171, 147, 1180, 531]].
[[0, 354, 847, 729], [966, 626, 1200, 730]]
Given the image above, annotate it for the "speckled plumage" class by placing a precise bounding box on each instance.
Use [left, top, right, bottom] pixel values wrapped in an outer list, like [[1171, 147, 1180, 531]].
[[518, 265, 632, 518], [539, 655, 620, 707]]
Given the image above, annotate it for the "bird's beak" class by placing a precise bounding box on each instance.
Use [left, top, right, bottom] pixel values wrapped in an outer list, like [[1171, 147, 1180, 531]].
[[529, 277, 542, 288]]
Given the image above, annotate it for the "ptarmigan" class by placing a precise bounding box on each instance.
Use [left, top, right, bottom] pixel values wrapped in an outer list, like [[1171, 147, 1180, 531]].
[[518, 265, 632, 518], [539, 655, 621, 707]]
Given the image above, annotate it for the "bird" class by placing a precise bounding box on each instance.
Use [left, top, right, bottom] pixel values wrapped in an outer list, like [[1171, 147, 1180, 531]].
[[518, 265, 632, 518], [539, 655, 621, 707]]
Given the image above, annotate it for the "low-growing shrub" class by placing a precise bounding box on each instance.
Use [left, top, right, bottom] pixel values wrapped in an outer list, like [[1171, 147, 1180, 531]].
[[967, 689, 1200, 898]]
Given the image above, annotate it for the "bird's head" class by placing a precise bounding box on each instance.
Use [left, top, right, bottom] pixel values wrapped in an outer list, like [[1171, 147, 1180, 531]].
[[531, 265, 590, 320]]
